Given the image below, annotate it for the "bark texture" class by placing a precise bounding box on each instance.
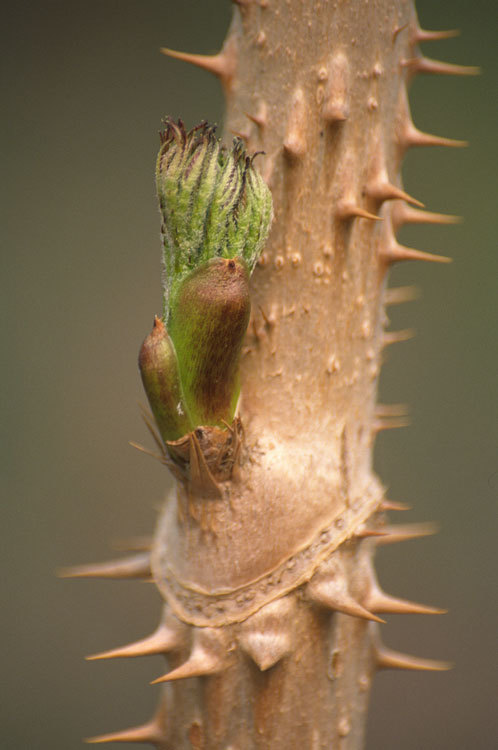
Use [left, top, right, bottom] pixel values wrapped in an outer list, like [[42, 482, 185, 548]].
[[70, 1, 472, 747]]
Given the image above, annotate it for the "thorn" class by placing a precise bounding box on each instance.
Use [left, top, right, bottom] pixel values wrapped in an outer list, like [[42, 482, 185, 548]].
[[392, 22, 409, 42], [150, 650, 220, 684], [306, 575, 386, 624], [413, 28, 460, 43], [375, 404, 410, 418], [354, 528, 389, 539], [400, 122, 468, 150], [322, 52, 350, 122], [395, 86, 467, 153], [366, 131, 424, 210], [239, 630, 292, 671], [336, 201, 382, 222], [86, 703, 166, 745], [86, 725, 160, 745], [283, 88, 307, 158], [58, 552, 151, 580], [85, 717, 165, 748], [365, 585, 447, 616], [238, 596, 295, 670], [384, 285, 419, 306], [367, 180, 424, 208], [335, 153, 381, 222], [373, 417, 411, 433], [245, 112, 261, 126], [323, 106, 348, 124], [161, 36, 237, 91], [402, 56, 480, 77], [382, 328, 415, 346], [380, 241, 451, 265], [87, 614, 185, 661], [391, 203, 461, 230], [379, 499, 412, 512], [375, 522, 438, 546], [245, 100, 268, 129], [161, 47, 226, 77], [375, 643, 451, 672], [151, 627, 229, 684]]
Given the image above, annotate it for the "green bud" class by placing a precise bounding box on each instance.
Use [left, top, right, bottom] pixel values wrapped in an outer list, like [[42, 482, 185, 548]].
[[168, 257, 251, 427], [138, 316, 192, 442], [156, 118, 272, 320]]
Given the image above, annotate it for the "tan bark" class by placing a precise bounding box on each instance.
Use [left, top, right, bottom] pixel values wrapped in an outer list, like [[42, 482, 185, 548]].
[[74, 1, 472, 747]]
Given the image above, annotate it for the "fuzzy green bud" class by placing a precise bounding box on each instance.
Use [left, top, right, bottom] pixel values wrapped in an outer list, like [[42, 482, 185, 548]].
[[138, 316, 192, 442], [156, 118, 272, 320], [168, 257, 251, 427]]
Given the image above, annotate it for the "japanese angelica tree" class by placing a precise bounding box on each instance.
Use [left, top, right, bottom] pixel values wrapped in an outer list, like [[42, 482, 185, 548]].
[[65, 1, 476, 747]]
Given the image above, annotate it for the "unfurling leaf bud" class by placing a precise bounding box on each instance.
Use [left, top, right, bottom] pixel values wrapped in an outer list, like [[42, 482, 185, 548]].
[[138, 316, 192, 442], [139, 119, 271, 444], [156, 118, 272, 319], [168, 257, 251, 427]]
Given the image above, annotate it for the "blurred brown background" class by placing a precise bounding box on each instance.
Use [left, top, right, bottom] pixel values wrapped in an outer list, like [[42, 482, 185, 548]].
[[2, 1, 496, 748]]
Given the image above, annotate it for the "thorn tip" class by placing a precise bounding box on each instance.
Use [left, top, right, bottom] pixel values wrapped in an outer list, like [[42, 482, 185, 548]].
[[381, 242, 451, 266], [403, 56, 480, 77], [392, 203, 461, 230], [367, 181, 424, 208], [375, 643, 452, 672], [160, 37, 237, 88], [307, 576, 386, 624], [58, 553, 151, 580], [151, 628, 229, 684], [366, 586, 447, 616], [376, 523, 439, 546], [86, 616, 185, 661], [336, 201, 382, 222], [414, 28, 460, 43], [379, 499, 412, 512]]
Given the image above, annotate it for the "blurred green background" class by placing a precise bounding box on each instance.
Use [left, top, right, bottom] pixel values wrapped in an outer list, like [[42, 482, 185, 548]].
[[2, 1, 496, 748]]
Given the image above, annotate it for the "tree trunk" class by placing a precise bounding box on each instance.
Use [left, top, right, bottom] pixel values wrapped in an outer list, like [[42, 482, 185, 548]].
[[71, 0, 472, 747]]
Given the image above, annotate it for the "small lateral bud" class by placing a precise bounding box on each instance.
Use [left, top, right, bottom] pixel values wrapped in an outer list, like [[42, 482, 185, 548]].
[[138, 316, 192, 442], [168, 257, 251, 427]]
